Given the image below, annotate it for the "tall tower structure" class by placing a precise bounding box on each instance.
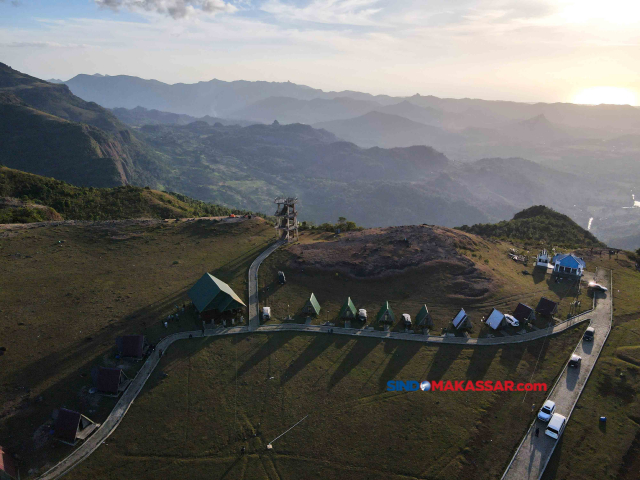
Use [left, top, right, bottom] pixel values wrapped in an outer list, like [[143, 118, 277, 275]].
[[274, 197, 299, 242]]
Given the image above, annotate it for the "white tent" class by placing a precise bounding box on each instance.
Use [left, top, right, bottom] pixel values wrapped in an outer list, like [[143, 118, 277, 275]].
[[486, 308, 507, 330]]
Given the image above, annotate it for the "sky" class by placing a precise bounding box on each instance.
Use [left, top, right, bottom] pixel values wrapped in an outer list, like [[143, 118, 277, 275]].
[[1, 0, 639, 104]]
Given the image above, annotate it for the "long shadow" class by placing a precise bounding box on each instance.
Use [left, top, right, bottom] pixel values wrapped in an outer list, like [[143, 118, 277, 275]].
[[426, 344, 465, 381], [280, 335, 337, 385], [566, 366, 579, 391], [532, 266, 546, 285], [236, 333, 293, 379], [540, 435, 565, 480], [328, 338, 380, 390], [377, 341, 423, 392], [466, 346, 499, 380], [499, 343, 527, 374]]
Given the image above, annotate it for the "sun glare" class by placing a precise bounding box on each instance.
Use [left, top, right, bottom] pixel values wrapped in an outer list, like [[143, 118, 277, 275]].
[[572, 86, 638, 106]]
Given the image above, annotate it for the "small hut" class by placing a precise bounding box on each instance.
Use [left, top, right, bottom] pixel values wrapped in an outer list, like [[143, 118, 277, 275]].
[[416, 305, 433, 332], [339, 297, 357, 319], [513, 303, 535, 324], [117, 335, 146, 359], [54, 408, 99, 446], [536, 297, 558, 317], [96, 367, 130, 396], [0, 446, 18, 480], [452, 308, 472, 330], [302, 293, 321, 316], [188, 273, 246, 322], [485, 308, 507, 330], [376, 301, 395, 325]]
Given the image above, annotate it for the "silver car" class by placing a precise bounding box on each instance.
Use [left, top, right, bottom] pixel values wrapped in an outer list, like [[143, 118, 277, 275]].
[[538, 400, 556, 422]]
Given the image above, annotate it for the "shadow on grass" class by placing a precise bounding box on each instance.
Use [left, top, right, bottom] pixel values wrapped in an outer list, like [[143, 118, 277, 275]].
[[499, 344, 527, 374], [466, 346, 499, 380], [377, 341, 423, 391], [236, 334, 294, 379], [540, 434, 565, 480], [280, 335, 337, 385], [532, 267, 547, 285], [328, 339, 380, 390], [426, 345, 465, 381]]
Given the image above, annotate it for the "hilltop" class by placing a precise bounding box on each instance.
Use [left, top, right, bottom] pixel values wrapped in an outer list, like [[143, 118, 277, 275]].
[[0, 166, 256, 223], [457, 205, 605, 247]]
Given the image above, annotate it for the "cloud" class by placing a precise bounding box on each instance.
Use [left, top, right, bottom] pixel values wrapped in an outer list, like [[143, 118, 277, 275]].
[[95, 0, 237, 19], [261, 0, 384, 26], [2, 41, 89, 48]]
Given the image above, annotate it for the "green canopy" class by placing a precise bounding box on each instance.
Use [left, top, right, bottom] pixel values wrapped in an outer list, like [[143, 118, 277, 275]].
[[339, 297, 357, 319], [416, 305, 433, 327], [303, 293, 321, 316], [376, 301, 395, 324], [188, 273, 246, 313]]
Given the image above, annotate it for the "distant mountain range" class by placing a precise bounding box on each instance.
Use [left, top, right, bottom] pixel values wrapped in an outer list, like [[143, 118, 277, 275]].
[[3, 63, 639, 249]]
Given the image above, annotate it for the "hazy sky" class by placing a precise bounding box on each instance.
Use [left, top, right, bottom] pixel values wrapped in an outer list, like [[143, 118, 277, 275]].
[[1, 0, 639, 104]]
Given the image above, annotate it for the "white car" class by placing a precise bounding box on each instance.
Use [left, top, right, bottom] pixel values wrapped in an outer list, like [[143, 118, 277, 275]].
[[545, 413, 567, 439], [588, 281, 608, 291], [357, 309, 367, 322], [538, 400, 556, 422], [402, 313, 412, 326], [504, 314, 520, 327], [569, 354, 582, 367]]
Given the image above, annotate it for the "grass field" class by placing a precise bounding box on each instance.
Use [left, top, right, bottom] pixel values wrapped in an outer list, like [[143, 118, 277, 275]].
[[258, 231, 589, 336], [65, 326, 584, 480], [0, 217, 276, 475], [542, 251, 640, 480]]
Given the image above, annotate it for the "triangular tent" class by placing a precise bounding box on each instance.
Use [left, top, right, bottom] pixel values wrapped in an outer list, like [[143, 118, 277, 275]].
[[303, 293, 321, 316], [339, 297, 357, 319], [189, 273, 246, 313], [376, 301, 395, 324], [416, 305, 433, 328]]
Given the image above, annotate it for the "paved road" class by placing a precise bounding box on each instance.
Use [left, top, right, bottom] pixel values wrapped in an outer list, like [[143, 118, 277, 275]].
[[501, 269, 613, 480], [248, 239, 285, 330], [35, 237, 599, 480]]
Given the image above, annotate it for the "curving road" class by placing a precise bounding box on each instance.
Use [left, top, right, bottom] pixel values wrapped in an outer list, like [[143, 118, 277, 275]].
[[36, 238, 603, 480], [501, 268, 613, 480]]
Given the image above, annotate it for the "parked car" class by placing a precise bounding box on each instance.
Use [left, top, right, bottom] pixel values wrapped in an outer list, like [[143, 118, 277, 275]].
[[588, 281, 608, 291], [538, 400, 556, 422], [569, 354, 582, 367], [402, 313, 412, 326], [262, 306, 271, 321], [504, 314, 520, 327], [583, 327, 595, 341], [357, 309, 367, 322], [278, 271, 286, 285], [545, 413, 567, 439]]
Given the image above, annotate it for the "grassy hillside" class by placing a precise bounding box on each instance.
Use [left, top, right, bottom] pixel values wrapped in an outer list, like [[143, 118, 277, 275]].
[[0, 217, 276, 475], [0, 166, 258, 222], [0, 63, 168, 187], [457, 205, 605, 248]]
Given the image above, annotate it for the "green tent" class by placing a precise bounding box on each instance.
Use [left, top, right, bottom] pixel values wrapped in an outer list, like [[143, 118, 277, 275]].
[[339, 297, 357, 319], [302, 293, 321, 316], [376, 301, 395, 324], [416, 305, 433, 328], [188, 273, 246, 313]]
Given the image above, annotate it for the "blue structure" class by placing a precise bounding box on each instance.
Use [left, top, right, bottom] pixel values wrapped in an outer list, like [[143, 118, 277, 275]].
[[552, 253, 586, 276]]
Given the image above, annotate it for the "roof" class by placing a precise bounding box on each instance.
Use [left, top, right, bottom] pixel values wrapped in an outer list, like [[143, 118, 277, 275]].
[[552, 253, 586, 269], [55, 408, 81, 444], [536, 297, 558, 316], [97, 367, 122, 394], [188, 273, 246, 313], [376, 301, 395, 323], [121, 335, 145, 358], [513, 303, 535, 322], [452, 308, 468, 328], [339, 297, 357, 318], [416, 305, 431, 326], [0, 446, 17, 480], [304, 293, 321, 315], [486, 308, 505, 329]]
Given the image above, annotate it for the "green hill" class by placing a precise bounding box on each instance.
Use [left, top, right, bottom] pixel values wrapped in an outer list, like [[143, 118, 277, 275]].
[[0, 63, 168, 188], [457, 205, 605, 247], [0, 166, 256, 223]]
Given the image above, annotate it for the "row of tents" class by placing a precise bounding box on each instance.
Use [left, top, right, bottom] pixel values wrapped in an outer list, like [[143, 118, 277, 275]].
[[452, 296, 559, 331]]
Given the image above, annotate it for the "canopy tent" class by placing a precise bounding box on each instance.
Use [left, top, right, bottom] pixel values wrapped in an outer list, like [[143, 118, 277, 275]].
[[486, 308, 507, 330], [376, 301, 395, 324], [452, 308, 471, 330], [416, 305, 433, 328], [302, 293, 321, 316], [189, 273, 246, 314], [339, 297, 357, 319]]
